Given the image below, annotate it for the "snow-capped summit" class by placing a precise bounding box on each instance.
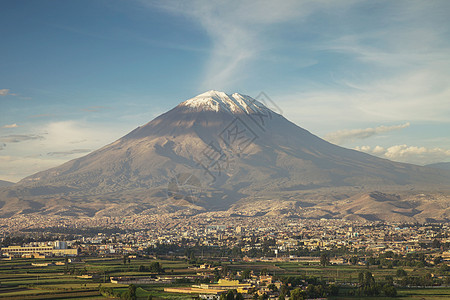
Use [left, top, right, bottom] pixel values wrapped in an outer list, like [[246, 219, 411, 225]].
[[180, 90, 268, 114]]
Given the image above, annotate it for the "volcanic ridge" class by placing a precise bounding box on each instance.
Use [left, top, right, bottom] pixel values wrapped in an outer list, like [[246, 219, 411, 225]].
[[1, 90, 449, 222]]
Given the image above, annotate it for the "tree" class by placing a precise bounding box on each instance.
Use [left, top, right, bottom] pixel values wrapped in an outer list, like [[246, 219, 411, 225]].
[[268, 283, 278, 292], [439, 263, 449, 273], [383, 284, 397, 297], [149, 262, 164, 273], [235, 292, 244, 300], [280, 284, 289, 298], [290, 288, 305, 300], [241, 269, 251, 279], [432, 239, 441, 249], [421, 272, 433, 286], [99, 286, 115, 297], [306, 284, 325, 298], [396, 268, 407, 277], [358, 272, 364, 285], [258, 293, 268, 300], [364, 271, 375, 286], [434, 256, 443, 265], [320, 253, 330, 267], [231, 247, 242, 258], [329, 284, 339, 296], [219, 290, 244, 300], [128, 284, 136, 300], [356, 271, 381, 296], [226, 290, 235, 300]]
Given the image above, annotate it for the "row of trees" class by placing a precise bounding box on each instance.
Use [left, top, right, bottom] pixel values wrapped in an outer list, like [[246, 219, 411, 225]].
[[146, 240, 359, 260], [99, 284, 136, 300], [346, 251, 449, 270], [219, 289, 244, 300], [396, 272, 450, 287], [146, 237, 449, 264], [137, 262, 164, 273], [289, 283, 339, 299], [277, 271, 397, 299], [355, 271, 397, 297]]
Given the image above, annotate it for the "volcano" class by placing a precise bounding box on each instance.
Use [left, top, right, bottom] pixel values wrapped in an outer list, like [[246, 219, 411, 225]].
[[1, 90, 449, 221]]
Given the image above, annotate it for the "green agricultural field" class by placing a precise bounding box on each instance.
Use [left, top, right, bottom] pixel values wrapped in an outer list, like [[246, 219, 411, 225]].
[[136, 286, 195, 300], [0, 256, 448, 299], [0, 256, 200, 299], [396, 287, 450, 299], [330, 287, 450, 299]]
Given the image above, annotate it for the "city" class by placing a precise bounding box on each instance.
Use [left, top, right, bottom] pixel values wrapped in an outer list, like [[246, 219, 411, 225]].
[[1, 215, 449, 299]]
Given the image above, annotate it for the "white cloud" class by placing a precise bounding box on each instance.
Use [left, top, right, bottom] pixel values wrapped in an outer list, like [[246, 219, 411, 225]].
[[0, 88, 17, 96], [355, 144, 450, 165], [325, 123, 410, 144], [0, 89, 10, 96], [372, 145, 385, 155], [36, 121, 126, 154], [1, 123, 18, 129], [0, 120, 128, 181], [0, 155, 68, 183]]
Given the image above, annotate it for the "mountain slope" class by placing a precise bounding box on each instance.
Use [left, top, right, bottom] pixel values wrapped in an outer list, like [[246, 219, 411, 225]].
[[0, 180, 14, 188], [1, 90, 449, 220], [426, 162, 450, 171]]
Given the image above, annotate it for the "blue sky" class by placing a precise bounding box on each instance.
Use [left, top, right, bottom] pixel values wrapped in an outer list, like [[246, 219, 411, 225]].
[[1, 0, 450, 182]]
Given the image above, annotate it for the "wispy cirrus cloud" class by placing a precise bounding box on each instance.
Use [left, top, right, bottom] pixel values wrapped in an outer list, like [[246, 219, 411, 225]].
[[47, 149, 91, 156], [325, 122, 410, 144], [1, 124, 18, 129], [0, 134, 44, 143], [150, 0, 356, 90], [150, 0, 450, 136], [28, 113, 55, 119], [81, 106, 109, 113]]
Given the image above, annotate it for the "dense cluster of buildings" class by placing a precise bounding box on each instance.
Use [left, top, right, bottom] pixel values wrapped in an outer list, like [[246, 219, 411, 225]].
[[2, 214, 448, 261], [87, 217, 448, 257], [1, 240, 78, 258]]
